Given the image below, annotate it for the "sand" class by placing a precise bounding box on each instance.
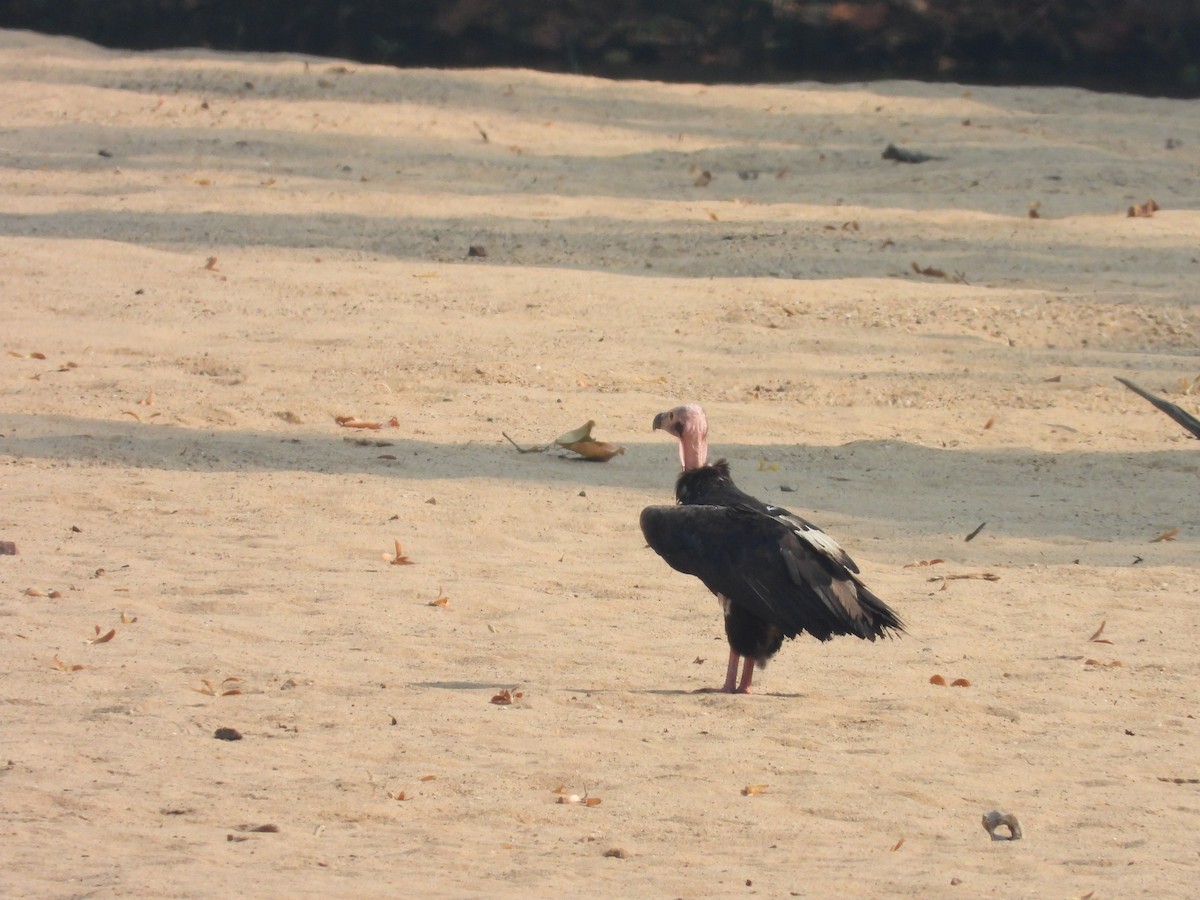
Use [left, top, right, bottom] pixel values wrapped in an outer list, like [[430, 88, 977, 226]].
[[1, 28, 1198, 898]]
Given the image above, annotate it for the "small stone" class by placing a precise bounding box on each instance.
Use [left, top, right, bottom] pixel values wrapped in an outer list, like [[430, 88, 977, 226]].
[[603, 847, 629, 859], [214, 727, 242, 741]]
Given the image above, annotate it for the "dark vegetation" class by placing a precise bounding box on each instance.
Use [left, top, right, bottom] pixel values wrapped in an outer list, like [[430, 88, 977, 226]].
[[2, 0, 1199, 96]]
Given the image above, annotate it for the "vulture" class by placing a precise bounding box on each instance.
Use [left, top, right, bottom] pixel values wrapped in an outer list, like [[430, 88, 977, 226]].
[[640, 403, 903, 693]]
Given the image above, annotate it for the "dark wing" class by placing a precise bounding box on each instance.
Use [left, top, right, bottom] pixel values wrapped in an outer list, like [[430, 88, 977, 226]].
[[760, 502, 861, 574], [640, 504, 901, 641]]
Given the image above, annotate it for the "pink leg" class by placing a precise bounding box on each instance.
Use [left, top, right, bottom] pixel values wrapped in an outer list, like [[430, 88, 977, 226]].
[[735, 658, 755, 694], [696, 648, 742, 693]]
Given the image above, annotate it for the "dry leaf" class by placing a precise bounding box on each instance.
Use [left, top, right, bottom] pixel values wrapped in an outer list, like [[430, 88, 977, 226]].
[[584, 797, 602, 807], [983, 417, 996, 430], [88, 627, 116, 645], [1087, 620, 1108, 642], [23, 587, 44, 597], [387, 540, 414, 565], [950, 678, 971, 687], [428, 588, 449, 608], [491, 689, 514, 705], [1151, 527, 1180, 543], [563, 440, 625, 461], [51, 655, 85, 672], [336, 416, 382, 430], [420, 775, 437, 782], [929, 674, 947, 686], [203, 256, 218, 270], [890, 836, 905, 851], [1127, 199, 1159, 218], [741, 784, 769, 796], [693, 170, 712, 187], [911, 261, 947, 279], [756, 457, 779, 472], [964, 521, 987, 542], [554, 420, 625, 462], [121, 611, 138, 624], [903, 558, 944, 568]]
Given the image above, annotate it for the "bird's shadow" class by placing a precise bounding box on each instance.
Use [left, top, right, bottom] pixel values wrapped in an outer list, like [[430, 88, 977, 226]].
[[411, 681, 805, 699]]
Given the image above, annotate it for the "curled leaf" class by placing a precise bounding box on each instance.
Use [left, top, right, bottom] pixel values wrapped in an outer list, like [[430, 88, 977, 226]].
[[903, 558, 944, 568], [387, 540, 414, 565], [555, 420, 625, 462], [741, 784, 769, 796], [88, 627, 116, 645]]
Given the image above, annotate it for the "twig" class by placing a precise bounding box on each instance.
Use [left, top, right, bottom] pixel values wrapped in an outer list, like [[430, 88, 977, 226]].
[[502, 432, 548, 453]]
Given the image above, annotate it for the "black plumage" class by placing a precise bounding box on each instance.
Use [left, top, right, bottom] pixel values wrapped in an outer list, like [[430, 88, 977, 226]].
[[641, 404, 903, 693]]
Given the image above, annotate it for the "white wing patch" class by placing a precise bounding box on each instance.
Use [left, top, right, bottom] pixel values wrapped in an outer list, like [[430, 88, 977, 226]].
[[764, 506, 859, 574]]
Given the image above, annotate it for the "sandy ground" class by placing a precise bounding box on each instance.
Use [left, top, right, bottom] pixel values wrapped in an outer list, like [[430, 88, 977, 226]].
[[2, 28, 1199, 898]]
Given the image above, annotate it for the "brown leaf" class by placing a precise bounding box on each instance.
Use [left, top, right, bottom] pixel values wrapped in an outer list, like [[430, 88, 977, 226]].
[[23, 587, 44, 597], [1127, 199, 1159, 218], [204, 256, 219, 270], [929, 674, 947, 686], [336, 416, 382, 430], [911, 261, 948, 279], [491, 689, 514, 705], [428, 589, 449, 607], [583, 797, 601, 807], [420, 775, 437, 782], [51, 655, 85, 672], [964, 521, 987, 542], [1087, 620, 1107, 642], [903, 558, 944, 568], [982, 417, 996, 430], [388, 540, 414, 565], [950, 678, 971, 687], [890, 836, 905, 851], [1151, 527, 1180, 543], [120, 611, 138, 624], [88, 627, 116, 645], [561, 439, 625, 461], [741, 784, 769, 796]]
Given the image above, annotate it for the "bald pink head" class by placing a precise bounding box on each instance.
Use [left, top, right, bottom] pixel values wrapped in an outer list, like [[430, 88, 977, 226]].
[[652, 403, 709, 470]]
